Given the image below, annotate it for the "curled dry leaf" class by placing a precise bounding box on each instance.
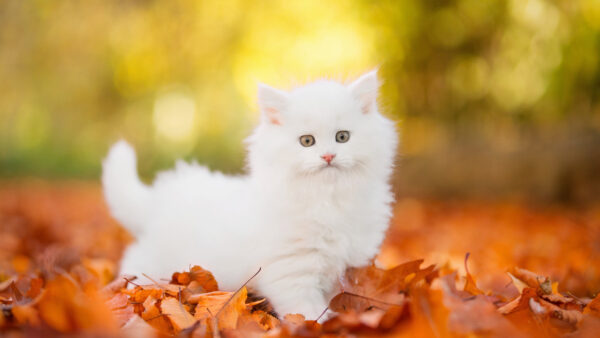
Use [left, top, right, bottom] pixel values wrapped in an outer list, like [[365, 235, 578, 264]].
[[510, 267, 552, 294], [507, 272, 529, 294], [463, 253, 484, 296], [498, 296, 521, 315], [538, 298, 583, 326], [540, 293, 572, 304], [171, 265, 219, 293]]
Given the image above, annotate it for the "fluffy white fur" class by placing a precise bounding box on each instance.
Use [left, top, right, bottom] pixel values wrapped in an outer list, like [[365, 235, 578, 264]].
[[102, 70, 398, 319]]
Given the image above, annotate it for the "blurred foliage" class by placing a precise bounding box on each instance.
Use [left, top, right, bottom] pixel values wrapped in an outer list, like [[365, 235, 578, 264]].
[[1, 0, 599, 202]]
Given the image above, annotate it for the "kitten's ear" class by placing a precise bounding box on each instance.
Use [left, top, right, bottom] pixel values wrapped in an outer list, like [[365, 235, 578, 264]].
[[257, 83, 289, 125], [348, 70, 379, 114]]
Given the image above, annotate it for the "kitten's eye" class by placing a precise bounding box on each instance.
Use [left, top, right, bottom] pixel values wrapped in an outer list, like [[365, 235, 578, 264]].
[[299, 135, 315, 147], [335, 130, 350, 143]]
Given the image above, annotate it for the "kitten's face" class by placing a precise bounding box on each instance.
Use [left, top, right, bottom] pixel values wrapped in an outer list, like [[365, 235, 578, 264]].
[[250, 71, 396, 180]]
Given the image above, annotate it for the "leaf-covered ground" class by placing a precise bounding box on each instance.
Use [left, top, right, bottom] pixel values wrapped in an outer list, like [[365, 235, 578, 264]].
[[1, 181, 599, 337]]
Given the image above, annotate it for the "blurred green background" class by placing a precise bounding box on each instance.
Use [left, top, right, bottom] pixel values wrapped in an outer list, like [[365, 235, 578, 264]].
[[1, 0, 599, 203]]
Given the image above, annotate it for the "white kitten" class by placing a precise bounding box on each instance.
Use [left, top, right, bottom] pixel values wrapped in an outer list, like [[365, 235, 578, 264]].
[[102, 70, 398, 320]]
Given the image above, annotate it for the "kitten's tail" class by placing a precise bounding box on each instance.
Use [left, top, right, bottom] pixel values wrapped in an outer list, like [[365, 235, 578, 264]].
[[102, 140, 150, 237]]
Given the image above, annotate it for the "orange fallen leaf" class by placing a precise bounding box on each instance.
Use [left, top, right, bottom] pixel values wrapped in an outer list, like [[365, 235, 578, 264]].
[[25, 277, 44, 300], [190, 266, 219, 292], [121, 315, 160, 337], [194, 287, 248, 330], [507, 272, 529, 294], [106, 293, 134, 327], [282, 313, 305, 329], [11, 304, 40, 326], [82, 258, 116, 286], [583, 294, 600, 317], [3, 184, 600, 337], [249, 310, 280, 330], [510, 267, 552, 294], [126, 286, 164, 304], [538, 297, 583, 326], [101, 275, 134, 297], [276, 314, 322, 336], [12, 255, 30, 274], [161, 297, 196, 332], [172, 272, 191, 285], [37, 274, 118, 333], [436, 274, 519, 335], [463, 253, 483, 296], [171, 265, 219, 293], [330, 259, 431, 313], [141, 295, 172, 333]]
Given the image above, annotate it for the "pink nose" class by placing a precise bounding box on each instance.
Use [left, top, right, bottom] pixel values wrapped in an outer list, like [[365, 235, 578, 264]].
[[321, 153, 336, 164]]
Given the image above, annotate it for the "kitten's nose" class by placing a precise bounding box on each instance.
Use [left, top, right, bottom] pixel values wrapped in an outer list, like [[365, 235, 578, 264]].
[[321, 153, 336, 164]]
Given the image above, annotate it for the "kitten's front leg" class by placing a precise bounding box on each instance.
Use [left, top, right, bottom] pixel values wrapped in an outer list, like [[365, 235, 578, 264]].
[[256, 270, 330, 320], [270, 283, 328, 320], [276, 286, 329, 321], [348, 227, 387, 268]]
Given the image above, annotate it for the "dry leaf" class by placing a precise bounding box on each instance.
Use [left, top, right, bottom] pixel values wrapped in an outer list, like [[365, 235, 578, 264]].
[[583, 294, 600, 317], [538, 298, 583, 326], [2, 184, 600, 337], [330, 259, 431, 313], [106, 293, 135, 327], [11, 305, 40, 326], [463, 253, 483, 296], [510, 267, 549, 292], [121, 315, 159, 337], [161, 297, 196, 332], [37, 275, 118, 333], [194, 287, 248, 330], [141, 296, 172, 333], [171, 265, 219, 293]]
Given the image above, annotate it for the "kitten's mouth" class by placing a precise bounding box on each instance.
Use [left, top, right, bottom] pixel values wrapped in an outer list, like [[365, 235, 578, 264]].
[[301, 162, 346, 175], [320, 163, 340, 170]]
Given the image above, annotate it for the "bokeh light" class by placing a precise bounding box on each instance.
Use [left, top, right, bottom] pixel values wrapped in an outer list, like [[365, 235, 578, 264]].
[[0, 0, 599, 202], [153, 91, 198, 144]]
